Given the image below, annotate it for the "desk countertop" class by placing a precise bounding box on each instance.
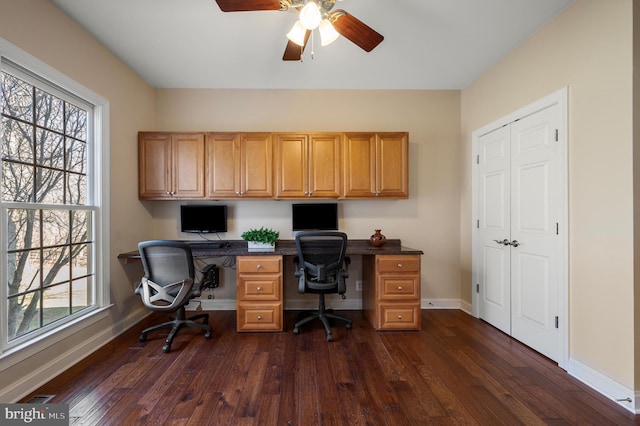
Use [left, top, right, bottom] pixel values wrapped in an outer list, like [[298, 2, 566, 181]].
[[117, 239, 423, 263]]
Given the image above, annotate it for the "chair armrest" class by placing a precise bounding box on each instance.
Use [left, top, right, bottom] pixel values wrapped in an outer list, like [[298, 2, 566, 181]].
[[341, 256, 351, 278], [293, 256, 303, 277]]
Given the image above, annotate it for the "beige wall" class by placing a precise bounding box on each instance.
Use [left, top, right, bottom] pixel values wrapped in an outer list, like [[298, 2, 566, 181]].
[[152, 89, 462, 304], [0, 0, 155, 400], [461, 0, 634, 388]]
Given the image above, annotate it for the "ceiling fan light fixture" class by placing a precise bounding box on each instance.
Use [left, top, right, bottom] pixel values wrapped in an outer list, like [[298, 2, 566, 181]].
[[299, 1, 322, 30], [319, 19, 339, 46], [287, 20, 307, 46]]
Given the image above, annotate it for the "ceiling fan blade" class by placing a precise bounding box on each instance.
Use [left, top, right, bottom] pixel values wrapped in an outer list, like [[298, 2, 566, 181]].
[[283, 30, 311, 61], [214, 0, 283, 12], [331, 10, 384, 52]]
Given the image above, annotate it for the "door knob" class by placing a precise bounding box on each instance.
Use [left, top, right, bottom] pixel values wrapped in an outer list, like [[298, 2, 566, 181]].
[[509, 240, 520, 247], [493, 239, 510, 246]]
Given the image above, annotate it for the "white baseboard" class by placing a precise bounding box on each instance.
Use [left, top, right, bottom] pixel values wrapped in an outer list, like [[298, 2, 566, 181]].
[[199, 297, 362, 311], [421, 298, 464, 310], [1, 307, 148, 403], [200, 297, 465, 312], [566, 357, 636, 414]]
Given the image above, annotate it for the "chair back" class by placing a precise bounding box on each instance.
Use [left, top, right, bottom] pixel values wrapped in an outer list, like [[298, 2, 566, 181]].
[[295, 232, 348, 293], [138, 240, 195, 286]]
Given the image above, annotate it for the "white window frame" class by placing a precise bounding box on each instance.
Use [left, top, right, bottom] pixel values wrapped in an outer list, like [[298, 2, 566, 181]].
[[0, 37, 111, 359]]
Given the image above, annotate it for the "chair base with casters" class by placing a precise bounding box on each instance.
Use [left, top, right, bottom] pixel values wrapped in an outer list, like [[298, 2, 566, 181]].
[[136, 287, 212, 353], [293, 293, 352, 342]]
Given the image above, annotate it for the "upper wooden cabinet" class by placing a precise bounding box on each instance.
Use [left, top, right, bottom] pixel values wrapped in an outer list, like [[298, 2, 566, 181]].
[[139, 131, 408, 200], [275, 133, 341, 199], [138, 132, 205, 199], [205, 133, 273, 199], [343, 132, 409, 198]]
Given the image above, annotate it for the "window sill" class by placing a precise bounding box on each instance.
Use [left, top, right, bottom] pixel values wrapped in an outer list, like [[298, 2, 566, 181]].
[[0, 304, 114, 371]]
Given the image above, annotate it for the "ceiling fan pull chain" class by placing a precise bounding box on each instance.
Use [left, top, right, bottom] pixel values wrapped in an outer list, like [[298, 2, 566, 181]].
[[311, 30, 315, 59]]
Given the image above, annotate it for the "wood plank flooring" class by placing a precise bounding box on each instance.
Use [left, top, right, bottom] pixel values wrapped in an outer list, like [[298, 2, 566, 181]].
[[23, 309, 639, 425]]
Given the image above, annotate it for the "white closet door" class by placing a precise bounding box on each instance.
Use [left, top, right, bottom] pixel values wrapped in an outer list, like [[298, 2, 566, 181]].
[[477, 126, 511, 334], [477, 103, 561, 362], [510, 104, 560, 360]]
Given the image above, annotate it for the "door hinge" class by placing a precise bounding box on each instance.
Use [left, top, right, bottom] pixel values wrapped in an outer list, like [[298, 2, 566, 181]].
[[556, 222, 559, 235], [477, 219, 480, 229], [476, 283, 480, 293], [555, 316, 559, 328], [476, 154, 479, 164], [555, 129, 559, 142]]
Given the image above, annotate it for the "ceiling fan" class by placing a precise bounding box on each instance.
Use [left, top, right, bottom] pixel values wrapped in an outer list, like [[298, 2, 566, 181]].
[[213, 0, 384, 61]]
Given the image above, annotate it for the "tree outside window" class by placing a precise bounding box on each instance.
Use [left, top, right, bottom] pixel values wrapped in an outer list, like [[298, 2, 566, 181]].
[[1, 71, 95, 342]]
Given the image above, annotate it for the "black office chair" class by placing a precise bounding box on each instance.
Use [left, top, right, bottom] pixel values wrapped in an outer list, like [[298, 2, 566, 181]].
[[293, 231, 352, 341], [136, 240, 212, 352]]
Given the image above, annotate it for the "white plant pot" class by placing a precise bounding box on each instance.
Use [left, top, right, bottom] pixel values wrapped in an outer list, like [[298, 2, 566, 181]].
[[247, 241, 275, 252]]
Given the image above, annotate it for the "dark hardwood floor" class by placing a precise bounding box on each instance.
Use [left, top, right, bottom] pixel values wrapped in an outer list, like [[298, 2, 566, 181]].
[[23, 309, 639, 425]]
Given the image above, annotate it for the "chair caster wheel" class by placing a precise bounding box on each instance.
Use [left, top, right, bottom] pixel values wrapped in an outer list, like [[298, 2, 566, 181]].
[[327, 334, 333, 342], [139, 335, 147, 342], [162, 344, 170, 353], [293, 327, 299, 335], [205, 331, 212, 339], [346, 323, 352, 330]]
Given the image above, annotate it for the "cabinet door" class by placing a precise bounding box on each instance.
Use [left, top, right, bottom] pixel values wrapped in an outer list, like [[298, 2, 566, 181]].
[[139, 132, 172, 199], [343, 132, 409, 199], [343, 133, 376, 198], [172, 133, 205, 198], [275, 133, 308, 198], [206, 133, 241, 198], [241, 133, 273, 198], [377, 133, 408, 198], [308, 133, 341, 198]]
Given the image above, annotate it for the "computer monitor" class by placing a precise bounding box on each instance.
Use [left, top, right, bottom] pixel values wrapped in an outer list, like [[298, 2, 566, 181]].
[[180, 205, 227, 233], [292, 203, 338, 231]]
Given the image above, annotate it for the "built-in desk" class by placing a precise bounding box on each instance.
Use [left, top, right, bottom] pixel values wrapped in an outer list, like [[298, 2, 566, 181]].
[[118, 239, 423, 332]]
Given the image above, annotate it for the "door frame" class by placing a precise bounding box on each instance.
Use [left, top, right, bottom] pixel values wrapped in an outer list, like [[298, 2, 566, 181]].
[[471, 87, 568, 370]]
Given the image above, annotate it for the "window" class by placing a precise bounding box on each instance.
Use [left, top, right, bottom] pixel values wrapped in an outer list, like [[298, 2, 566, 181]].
[[0, 42, 109, 354]]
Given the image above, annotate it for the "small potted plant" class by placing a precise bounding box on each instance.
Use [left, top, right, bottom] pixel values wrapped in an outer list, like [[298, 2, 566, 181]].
[[241, 227, 280, 252]]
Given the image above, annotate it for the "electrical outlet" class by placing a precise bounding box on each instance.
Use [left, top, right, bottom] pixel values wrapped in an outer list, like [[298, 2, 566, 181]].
[[356, 280, 363, 292]]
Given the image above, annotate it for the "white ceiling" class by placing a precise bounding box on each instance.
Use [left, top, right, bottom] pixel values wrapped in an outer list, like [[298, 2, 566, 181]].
[[49, 0, 574, 90]]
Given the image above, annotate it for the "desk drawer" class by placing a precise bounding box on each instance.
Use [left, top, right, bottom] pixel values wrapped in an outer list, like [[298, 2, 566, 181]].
[[376, 255, 420, 274], [237, 256, 281, 274], [379, 275, 420, 301], [378, 303, 421, 330], [237, 274, 281, 301], [237, 302, 282, 331]]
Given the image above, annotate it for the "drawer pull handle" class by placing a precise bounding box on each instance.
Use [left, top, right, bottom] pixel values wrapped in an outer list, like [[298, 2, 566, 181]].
[[397, 315, 403, 319], [257, 315, 263, 320], [256, 287, 262, 292], [397, 286, 403, 291], [256, 264, 262, 269], [397, 263, 403, 268]]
